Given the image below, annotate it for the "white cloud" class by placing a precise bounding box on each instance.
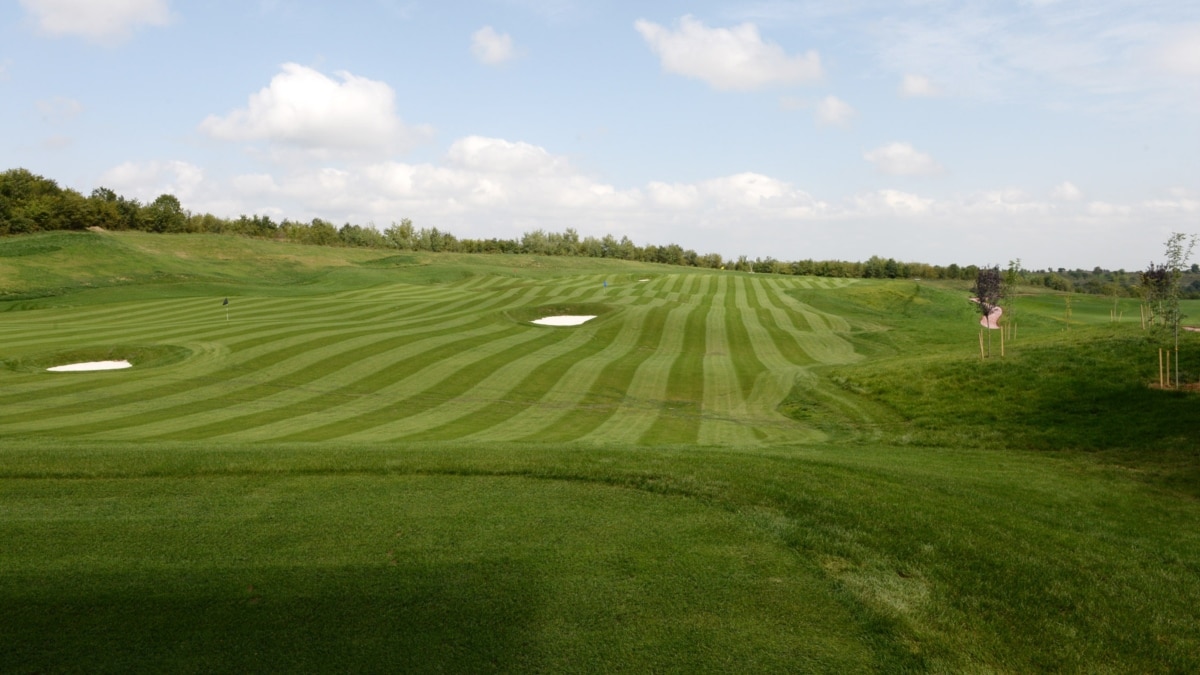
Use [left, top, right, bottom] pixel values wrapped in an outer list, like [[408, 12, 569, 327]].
[[634, 14, 821, 91], [99, 160, 205, 202], [899, 74, 939, 97], [1051, 181, 1083, 202], [646, 181, 700, 209], [0, 59, 11, 81], [471, 26, 517, 65], [815, 95, 856, 126], [1142, 196, 1200, 214], [1086, 201, 1133, 218], [445, 136, 566, 174], [864, 142, 944, 176], [20, 0, 170, 43], [853, 189, 935, 216], [199, 63, 432, 160], [36, 96, 83, 123], [1155, 25, 1200, 77]]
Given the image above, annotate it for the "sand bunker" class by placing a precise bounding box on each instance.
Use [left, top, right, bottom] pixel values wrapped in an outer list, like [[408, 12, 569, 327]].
[[980, 305, 1002, 330], [47, 360, 132, 372], [532, 315, 596, 326], [969, 298, 1003, 330]]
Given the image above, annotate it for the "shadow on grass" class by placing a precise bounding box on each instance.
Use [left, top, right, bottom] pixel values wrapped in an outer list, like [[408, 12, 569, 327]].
[[1, 560, 541, 673]]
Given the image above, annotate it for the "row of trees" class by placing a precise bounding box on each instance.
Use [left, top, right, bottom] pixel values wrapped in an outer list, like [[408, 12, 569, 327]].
[[3, 167, 1198, 297]]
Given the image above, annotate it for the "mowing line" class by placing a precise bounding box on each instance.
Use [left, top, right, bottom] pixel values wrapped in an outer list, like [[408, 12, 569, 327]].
[[581, 282, 700, 445], [735, 278, 826, 444], [639, 275, 710, 445], [0, 282, 544, 432], [0, 284, 533, 405], [381, 319, 616, 441], [0, 322, 486, 437], [114, 321, 523, 441], [528, 305, 668, 443], [697, 275, 756, 446], [459, 306, 647, 442], [259, 328, 566, 442]]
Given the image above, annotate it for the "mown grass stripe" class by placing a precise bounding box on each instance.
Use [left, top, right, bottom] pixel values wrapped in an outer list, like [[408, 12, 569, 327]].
[[578, 302, 695, 445], [431, 308, 642, 442], [733, 278, 825, 444], [761, 278, 860, 366], [726, 277, 768, 397], [0, 307, 497, 431], [745, 282, 818, 367], [695, 275, 756, 446], [0, 312, 400, 414], [260, 328, 565, 442], [638, 275, 710, 445], [0, 281, 552, 427], [191, 324, 545, 442], [2, 323, 468, 436], [520, 305, 667, 443], [384, 318, 619, 441], [131, 320, 521, 441]]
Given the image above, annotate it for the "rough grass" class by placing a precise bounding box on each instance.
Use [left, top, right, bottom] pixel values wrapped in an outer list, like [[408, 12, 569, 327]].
[[1, 231, 1199, 672]]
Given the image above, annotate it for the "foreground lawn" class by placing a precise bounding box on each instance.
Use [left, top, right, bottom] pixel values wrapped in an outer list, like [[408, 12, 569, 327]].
[[3, 441, 1198, 672]]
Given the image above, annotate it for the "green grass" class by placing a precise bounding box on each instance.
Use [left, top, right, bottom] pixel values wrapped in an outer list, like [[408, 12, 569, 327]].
[[1, 231, 1199, 672]]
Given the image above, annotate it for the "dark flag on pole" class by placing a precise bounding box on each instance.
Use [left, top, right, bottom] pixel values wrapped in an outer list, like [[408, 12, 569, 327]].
[[223, 297, 229, 306]]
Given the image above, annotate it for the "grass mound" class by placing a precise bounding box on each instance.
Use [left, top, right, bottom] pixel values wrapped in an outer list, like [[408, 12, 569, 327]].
[[506, 302, 615, 325], [3, 343, 193, 373]]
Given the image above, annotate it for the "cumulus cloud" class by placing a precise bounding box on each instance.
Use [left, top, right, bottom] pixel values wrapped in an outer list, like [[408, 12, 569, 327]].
[[471, 26, 517, 65], [199, 63, 433, 160], [99, 160, 205, 201], [20, 0, 170, 43], [815, 95, 856, 126], [1051, 181, 1083, 201], [864, 142, 943, 176], [634, 14, 821, 90], [899, 74, 939, 97]]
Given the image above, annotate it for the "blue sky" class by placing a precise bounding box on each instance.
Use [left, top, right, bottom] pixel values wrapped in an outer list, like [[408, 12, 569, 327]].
[[2, 0, 1197, 269]]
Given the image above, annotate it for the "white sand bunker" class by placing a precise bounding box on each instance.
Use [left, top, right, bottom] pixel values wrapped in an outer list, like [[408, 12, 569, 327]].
[[532, 315, 596, 326], [47, 360, 132, 372]]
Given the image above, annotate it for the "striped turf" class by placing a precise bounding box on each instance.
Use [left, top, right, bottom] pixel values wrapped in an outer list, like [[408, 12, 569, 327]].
[[0, 271, 862, 445]]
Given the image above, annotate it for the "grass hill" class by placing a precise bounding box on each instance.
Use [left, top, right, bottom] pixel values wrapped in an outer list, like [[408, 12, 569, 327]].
[[2, 230, 1198, 672]]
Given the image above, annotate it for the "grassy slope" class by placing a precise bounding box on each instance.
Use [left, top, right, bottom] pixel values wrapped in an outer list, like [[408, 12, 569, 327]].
[[1, 231, 1198, 672]]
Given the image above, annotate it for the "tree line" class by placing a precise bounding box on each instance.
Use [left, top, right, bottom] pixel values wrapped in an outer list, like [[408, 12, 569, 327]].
[[2, 167, 1197, 297]]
